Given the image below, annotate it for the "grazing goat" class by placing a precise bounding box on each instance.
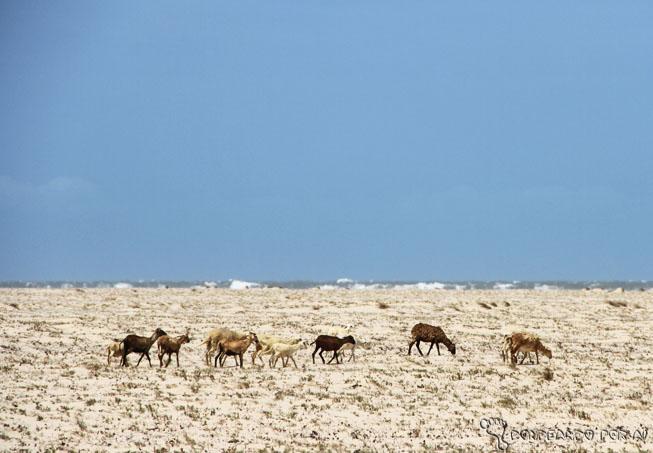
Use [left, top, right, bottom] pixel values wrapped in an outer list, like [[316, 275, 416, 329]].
[[251, 335, 302, 366], [201, 328, 248, 366], [504, 332, 552, 365], [215, 333, 258, 368], [311, 335, 356, 364], [269, 341, 305, 368], [106, 339, 123, 365], [120, 328, 167, 367], [157, 332, 191, 368], [408, 323, 456, 356]]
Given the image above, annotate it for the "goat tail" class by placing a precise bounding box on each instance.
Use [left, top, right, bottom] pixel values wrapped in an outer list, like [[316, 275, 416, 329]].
[[309, 340, 316, 346]]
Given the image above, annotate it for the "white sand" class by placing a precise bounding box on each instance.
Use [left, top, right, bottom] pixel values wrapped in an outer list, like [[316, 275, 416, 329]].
[[0, 288, 651, 451]]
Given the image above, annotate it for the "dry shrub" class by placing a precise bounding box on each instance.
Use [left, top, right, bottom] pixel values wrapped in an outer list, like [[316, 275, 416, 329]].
[[542, 367, 554, 381], [606, 300, 627, 308]]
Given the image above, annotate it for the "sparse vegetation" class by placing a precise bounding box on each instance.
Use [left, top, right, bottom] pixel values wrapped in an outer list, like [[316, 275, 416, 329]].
[[1, 287, 651, 451]]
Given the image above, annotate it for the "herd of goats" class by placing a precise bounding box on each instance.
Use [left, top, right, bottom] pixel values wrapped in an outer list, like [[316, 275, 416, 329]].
[[106, 323, 553, 369]]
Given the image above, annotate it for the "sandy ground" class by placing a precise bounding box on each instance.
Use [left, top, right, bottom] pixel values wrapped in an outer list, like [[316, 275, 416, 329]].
[[0, 288, 651, 452]]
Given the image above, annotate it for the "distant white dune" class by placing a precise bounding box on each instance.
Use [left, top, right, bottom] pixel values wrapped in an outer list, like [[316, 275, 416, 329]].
[[393, 282, 446, 290], [229, 279, 260, 290], [113, 282, 133, 289], [534, 284, 558, 291]]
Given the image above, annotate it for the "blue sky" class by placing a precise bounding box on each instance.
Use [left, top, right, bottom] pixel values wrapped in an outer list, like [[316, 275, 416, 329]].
[[1, 2, 652, 281]]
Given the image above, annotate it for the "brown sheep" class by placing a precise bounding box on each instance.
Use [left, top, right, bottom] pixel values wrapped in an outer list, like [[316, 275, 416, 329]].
[[408, 323, 456, 356]]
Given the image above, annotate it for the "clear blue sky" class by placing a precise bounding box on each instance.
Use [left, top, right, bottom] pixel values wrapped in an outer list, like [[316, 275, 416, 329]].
[[1, 2, 652, 281]]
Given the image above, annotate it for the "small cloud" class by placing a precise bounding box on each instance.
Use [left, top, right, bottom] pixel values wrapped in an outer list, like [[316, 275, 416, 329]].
[[40, 176, 95, 194], [0, 175, 96, 208]]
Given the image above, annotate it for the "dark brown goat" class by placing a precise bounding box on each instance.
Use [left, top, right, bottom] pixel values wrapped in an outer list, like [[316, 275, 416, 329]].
[[120, 328, 167, 367], [310, 335, 356, 364], [408, 323, 456, 356]]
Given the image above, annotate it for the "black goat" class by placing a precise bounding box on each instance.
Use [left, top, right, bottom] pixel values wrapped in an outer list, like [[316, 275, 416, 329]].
[[310, 335, 355, 364], [120, 328, 167, 367]]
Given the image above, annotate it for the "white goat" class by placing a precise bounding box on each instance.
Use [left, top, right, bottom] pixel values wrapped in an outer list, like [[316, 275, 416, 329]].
[[336, 342, 356, 362], [252, 336, 302, 366], [328, 327, 358, 362], [106, 339, 123, 365], [269, 341, 305, 368]]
